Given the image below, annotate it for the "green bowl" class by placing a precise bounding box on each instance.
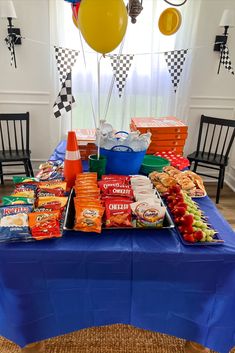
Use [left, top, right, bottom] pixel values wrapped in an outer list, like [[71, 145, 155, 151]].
[[140, 155, 170, 175]]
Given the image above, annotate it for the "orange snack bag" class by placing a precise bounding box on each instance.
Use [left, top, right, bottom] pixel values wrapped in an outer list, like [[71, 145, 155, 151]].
[[74, 205, 105, 233], [28, 211, 61, 240]]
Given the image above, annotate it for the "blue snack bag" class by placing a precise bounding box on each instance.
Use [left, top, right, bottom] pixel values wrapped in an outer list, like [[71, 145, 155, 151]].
[[0, 205, 33, 242]]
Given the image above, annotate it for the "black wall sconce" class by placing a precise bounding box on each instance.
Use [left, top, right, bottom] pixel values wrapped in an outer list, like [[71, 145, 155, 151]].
[[214, 9, 235, 51], [0, 0, 21, 68]]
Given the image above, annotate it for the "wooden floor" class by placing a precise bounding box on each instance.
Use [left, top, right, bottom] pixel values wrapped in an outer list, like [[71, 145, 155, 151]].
[[1, 181, 234, 227], [204, 182, 235, 228]]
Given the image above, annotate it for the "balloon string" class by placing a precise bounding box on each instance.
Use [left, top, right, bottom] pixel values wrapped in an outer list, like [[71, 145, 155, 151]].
[[97, 55, 103, 160], [78, 30, 97, 129]]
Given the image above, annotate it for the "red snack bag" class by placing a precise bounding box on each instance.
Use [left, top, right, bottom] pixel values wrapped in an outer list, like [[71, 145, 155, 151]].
[[37, 187, 65, 197], [98, 181, 127, 193], [101, 175, 130, 181], [105, 199, 132, 228], [105, 186, 134, 199]]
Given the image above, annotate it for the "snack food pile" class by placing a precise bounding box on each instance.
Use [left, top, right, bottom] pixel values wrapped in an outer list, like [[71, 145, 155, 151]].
[[74, 173, 105, 233], [36, 160, 64, 181], [149, 166, 206, 197], [73, 173, 166, 232], [0, 176, 68, 242]]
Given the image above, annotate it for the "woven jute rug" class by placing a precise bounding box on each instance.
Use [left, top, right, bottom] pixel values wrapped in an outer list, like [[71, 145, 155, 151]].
[[0, 324, 232, 353]]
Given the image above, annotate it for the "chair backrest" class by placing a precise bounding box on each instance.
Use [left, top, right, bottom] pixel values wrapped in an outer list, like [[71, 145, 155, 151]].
[[196, 114, 235, 161], [0, 112, 30, 154]]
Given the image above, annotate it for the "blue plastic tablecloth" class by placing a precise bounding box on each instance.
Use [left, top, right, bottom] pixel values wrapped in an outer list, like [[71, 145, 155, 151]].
[[0, 143, 235, 352]]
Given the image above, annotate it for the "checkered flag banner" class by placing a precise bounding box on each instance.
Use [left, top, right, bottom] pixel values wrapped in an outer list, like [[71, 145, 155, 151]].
[[110, 54, 134, 97], [54, 46, 79, 84], [164, 49, 188, 93], [220, 45, 234, 75], [53, 71, 75, 118], [5, 35, 14, 67]]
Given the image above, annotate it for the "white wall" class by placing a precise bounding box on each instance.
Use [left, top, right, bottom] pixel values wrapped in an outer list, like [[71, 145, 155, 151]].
[[184, 0, 235, 190], [0, 0, 60, 173], [0, 0, 235, 188]]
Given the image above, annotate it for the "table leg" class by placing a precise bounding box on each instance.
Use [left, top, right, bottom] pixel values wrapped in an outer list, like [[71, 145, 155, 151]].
[[184, 341, 210, 353], [21, 341, 45, 353]]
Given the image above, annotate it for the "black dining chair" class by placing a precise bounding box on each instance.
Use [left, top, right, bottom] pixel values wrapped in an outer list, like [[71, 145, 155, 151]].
[[0, 112, 34, 184], [187, 114, 235, 204]]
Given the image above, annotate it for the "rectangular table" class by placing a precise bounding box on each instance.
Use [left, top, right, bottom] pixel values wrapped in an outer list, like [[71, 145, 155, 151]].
[[0, 194, 235, 352]]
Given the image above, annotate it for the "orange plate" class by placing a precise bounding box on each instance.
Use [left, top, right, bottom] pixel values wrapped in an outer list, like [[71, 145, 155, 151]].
[[158, 8, 182, 36]]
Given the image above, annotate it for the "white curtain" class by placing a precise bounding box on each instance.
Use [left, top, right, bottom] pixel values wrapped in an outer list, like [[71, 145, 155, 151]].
[[49, 0, 202, 137]]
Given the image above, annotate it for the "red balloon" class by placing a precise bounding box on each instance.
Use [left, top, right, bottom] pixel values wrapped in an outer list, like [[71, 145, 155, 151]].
[[71, 2, 80, 20]]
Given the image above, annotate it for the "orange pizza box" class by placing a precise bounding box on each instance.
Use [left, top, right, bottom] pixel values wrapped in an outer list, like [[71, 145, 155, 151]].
[[74, 128, 96, 145], [131, 116, 188, 134], [149, 139, 186, 148], [150, 132, 188, 141]]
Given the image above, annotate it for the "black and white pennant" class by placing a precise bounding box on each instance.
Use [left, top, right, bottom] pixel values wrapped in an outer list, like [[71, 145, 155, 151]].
[[220, 45, 234, 75], [54, 46, 79, 84], [110, 54, 134, 97], [53, 71, 75, 118], [5, 35, 14, 67], [164, 49, 188, 93]]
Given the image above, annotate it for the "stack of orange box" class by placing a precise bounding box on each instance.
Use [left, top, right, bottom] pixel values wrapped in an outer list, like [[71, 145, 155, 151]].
[[74, 128, 97, 160], [130, 116, 188, 155]]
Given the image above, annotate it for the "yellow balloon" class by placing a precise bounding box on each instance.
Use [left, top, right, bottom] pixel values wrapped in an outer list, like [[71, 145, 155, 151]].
[[72, 14, 79, 29], [78, 0, 128, 54]]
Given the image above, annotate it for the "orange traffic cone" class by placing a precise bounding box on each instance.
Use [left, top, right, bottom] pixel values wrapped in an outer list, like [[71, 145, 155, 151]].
[[64, 131, 83, 189]]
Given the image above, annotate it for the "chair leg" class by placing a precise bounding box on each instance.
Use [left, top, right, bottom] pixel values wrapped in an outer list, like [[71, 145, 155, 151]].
[[0, 162, 4, 185], [193, 161, 198, 173], [221, 167, 225, 189], [216, 167, 224, 204], [27, 159, 34, 177], [23, 160, 30, 177]]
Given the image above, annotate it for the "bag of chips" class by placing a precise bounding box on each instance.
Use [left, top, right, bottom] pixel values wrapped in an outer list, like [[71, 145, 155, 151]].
[[131, 199, 166, 228], [105, 199, 132, 228], [28, 211, 61, 240], [0, 205, 33, 242], [37, 187, 65, 197], [74, 205, 105, 233], [13, 176, 38, 184], [2, 196, 35, 206]]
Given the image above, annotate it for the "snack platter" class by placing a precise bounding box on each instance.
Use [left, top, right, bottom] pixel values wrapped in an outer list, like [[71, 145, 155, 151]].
[[63, 189, 175, 231], [167, 208, 223, 246]]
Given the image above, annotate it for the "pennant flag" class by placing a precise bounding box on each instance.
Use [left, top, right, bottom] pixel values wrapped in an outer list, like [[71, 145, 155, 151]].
[[53, 71, 75, 118], [110, 54, 134, 97], [164, 49, 188, 93], [54, 46, 79, 84], [5, 35, 14, 67], [220, 45, 234, 75]]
